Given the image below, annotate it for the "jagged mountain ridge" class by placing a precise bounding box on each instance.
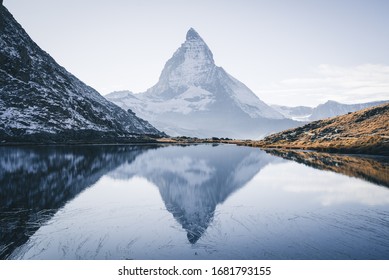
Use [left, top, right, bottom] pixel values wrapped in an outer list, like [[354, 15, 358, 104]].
[[0, 4, 163, 143], [107, 28, 298, 139], [271, 100, 388, 121], [309, 100, 388, 121]]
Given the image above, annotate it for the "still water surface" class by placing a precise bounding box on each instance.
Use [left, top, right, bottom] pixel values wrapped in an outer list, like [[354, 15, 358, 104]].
[[1, 144, 388, 259]]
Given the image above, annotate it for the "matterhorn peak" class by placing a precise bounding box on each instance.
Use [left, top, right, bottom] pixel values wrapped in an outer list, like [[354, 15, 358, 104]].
[[181, 28, 214, 63], [149, 28, 215, 92], [186, 28, 201, 40], [107, 27, 294, 139]]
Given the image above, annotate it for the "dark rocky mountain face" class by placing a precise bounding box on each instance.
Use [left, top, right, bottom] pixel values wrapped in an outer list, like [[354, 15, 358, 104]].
[[0, 5, 163, 143], [107, 28, 299, 139]]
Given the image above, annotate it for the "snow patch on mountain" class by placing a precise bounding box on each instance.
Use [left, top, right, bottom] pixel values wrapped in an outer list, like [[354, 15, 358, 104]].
[[225, 73, 283, 119]]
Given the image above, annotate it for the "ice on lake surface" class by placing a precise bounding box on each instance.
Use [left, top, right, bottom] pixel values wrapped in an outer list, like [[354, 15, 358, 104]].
[[1, 144, 388, 259]]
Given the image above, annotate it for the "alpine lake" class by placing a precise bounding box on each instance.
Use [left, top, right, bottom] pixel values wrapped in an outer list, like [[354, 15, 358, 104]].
[[1, 144, 388, 260]]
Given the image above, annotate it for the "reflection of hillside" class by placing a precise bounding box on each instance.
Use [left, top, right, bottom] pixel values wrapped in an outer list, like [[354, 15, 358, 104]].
[[265, 149, 389, 188], [110, 144, 276, 243], [0, 145, 149, 259]]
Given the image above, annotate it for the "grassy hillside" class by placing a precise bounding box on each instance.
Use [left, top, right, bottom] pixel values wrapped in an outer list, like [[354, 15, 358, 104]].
[[251, 103, 389, 155]]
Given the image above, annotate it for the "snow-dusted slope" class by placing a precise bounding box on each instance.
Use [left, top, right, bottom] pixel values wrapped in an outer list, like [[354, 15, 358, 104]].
[[0, 4, 162, 143], [107, 28, 298, 139]]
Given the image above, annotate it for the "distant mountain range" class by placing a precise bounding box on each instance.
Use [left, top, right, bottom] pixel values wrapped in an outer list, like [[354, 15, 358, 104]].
[[254, 102, 389, 155], [106, 28, 299, 139], [271, 100, 388, 121], [0, 4, 163, 143]]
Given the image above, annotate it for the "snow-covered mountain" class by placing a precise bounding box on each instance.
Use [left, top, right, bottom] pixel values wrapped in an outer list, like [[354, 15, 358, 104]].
[[270, 105, 313, 121], [272, 100, 388, 121], [0, 4, 163, 143], [309, 100, 388, 121], [107, 28, 298, 139]]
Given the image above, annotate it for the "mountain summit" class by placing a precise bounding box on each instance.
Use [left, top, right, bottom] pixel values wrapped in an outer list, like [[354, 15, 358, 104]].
[[0, 5, 163, 143], [147, 27, 215, 98], [186, 27, 201, 40], [107, 28, 298, 139]]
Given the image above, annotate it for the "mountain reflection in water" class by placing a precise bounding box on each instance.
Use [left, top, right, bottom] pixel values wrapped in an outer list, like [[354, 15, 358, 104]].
[[1, 144, 274, 259], [0, 145, 150, 259], [1, 144, 389, 260], [109, 144, 275, 244], [264, 149, 389, 188]]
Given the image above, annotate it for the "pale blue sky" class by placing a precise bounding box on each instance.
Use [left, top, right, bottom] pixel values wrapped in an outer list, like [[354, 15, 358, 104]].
[[4, 0, 389, 106]]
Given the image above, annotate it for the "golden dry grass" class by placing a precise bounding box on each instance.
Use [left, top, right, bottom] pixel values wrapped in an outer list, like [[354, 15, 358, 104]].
[[266, 149, 389, 187], [252, 103, 389, 155]]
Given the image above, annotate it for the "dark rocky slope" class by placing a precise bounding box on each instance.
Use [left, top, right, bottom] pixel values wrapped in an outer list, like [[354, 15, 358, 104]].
[[0, 4, 163, 143]]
